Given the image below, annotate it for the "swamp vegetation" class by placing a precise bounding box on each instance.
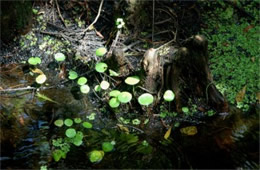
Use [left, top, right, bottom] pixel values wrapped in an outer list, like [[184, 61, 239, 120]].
[[0, 0, 259, 169]]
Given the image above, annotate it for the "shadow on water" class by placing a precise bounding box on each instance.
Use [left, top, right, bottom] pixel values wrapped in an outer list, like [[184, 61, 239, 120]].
[[0, 64, 259, 169]]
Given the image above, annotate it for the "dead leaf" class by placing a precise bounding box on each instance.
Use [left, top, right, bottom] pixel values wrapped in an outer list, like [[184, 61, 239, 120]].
[[164, 126, 172, 140], [235, 85, 247, 103], [243, 25, 254, 33], [19, 116, 25, 126], [251, 57, 255, 62], [180, 126, 198, 136], [256, 92, 260, 104], [96, 30, 104, 39], [117, 124, 129, 134], [31, 68, 44, 75]]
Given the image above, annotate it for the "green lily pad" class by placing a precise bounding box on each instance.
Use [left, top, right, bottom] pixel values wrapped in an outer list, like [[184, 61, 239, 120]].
[[125, 76, 140, 85], [36, 74, 47, 84], [77, 77, 87, 85], [82, 122, 92, 128], [109, 98, 120, 108], [80, 85, 90, 94], [109, 69, 119, 76], [94, 85, 101, 92], [89, 150, 104, 163], [118, 91, 132, 103], [100, 81, 110, 90], [64, 119, 73, 127], [109, 90, 121, 97], [138, 93, 154, 106], [54, 52, 66, 62], [102, 142, 114, 152], [52, 149, 63, 162], [74, 118, 82, 124], [96, 47, 107, 57], [28, 57, 41, 65], [163, 90, 175, 102], [65, 128, 76, 138], [54, 119, 63, 127], [68, 70, 78, 80], [182, 107, 189, 114], [132, 119, 141, 125], [72, 131, 83, 146], [86, 113, 96, 120], [95, 62, 108, 73]]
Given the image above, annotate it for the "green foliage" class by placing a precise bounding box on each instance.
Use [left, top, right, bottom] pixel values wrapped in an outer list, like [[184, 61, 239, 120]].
[[118, 91, 132, 103], [36, 74, 47, 84], [80, 85, 90, 94], [74, 118, 82, 124], [86, 113, 96, 120], [89, 150, 104, 163], [77, 77, 87, 85], [109, 98, 120, 108], [100, 80, 110, 90], [54, 52, 66, 62], [68, 70, 78, 80], [102, 142, 114, 152], [163, 90, 175, 102], [109, 69, 119, 76], [64, 119, 73, 127], [65, 128, 76, 138], [95, 47, 107, 57], [125, 76, 140, 85], [54, 119, 64, 127], [28, 57, 41, 65], [138, 93, 154, 106], [95, 62, 108, 73], [82, 122, 93, 129], [132, 119, 141, 125], [109, 90, 121, 97]]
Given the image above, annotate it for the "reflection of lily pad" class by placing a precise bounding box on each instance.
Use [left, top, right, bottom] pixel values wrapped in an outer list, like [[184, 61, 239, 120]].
[[96, 47, 107, 57], [95, 62, 108, 73], [54, 52, 66, 62], [28, 57, 41, 65], [138, 93, 154, 106], [109, 98, 120, 108], [180, 126, 198, 136], [118, 91, 132, 103], [89, 150, 104, 163], [54, 119, 63, 127], [77, 77, 87, 85], [163, 90, 175, 102], [109, 90, 121, 97], [36, 74, 47, 84], [125, 76, 140, 85], [68, 70, 78, 80], [65, 128, 76, 138], [102, 142, 114, 152], [80, 85, 90, 94], [100, 81, 110, 90]]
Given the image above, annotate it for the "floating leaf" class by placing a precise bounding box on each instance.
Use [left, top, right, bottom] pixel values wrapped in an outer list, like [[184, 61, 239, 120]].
[[132, 119, 141, 125], [163, 90, 175, 102], [54, 119, 63, 127], [89, 150, 104, 163], [80, 85, 90, 94], [109, 90, 121, 97], [180, 126, 198, 136], [125, 76, 140, 85], [138, 93, 154, 106], [28, 57, 41, 65], [235, 85, 247, 103], [109, 69, 119, 76], [54, 52, 66, 62], [77, 77, 87, 85], [95, 62, 108, 73], [36, 74, 47, 84], [82, 122, 92, 128], [94, 85, 101, 92], [118, 91, 132, 103], [100, 80, 110, 90], [102, 142, 114, 152], [164, 127, 172, 140], [64, 119, 73, 127], [73, 131, 83, 146], [74, 118, 82, 124], [109, 98, 120, 108], [96, 47, 107, 57], [68, 70, 78, 80], [65, 128, 76, 138]]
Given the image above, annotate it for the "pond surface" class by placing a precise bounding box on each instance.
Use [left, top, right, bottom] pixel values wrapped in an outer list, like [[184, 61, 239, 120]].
[[0, 64, 259, 169]]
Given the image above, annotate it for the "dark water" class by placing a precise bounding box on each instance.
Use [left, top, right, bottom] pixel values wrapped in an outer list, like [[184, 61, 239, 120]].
[[0, 64, 259, 169]]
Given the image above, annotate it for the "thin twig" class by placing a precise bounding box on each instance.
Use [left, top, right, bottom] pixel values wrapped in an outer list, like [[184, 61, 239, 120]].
[[55, 0, 67, 28], [82, 0, 104, 34], [106, 29, 121, 58]]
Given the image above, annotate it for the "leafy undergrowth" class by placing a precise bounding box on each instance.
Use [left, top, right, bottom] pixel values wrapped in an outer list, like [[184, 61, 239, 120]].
[[200, 0, 259, 111]]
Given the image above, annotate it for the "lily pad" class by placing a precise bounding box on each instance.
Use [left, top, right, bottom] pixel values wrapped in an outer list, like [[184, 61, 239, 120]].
[[163, 90, 175, 102], [94, 85, 101, 92], [65, 128, 76, 138], [89, 150, 104, 163], [100, 81, 110, 90], [54, 52, 66, 62], [125, 76, 140, 85], [102, 142, 114, 152], [182, 107, 189, 113], [95, 62, 108, 73], [132, 119, 141, 125], [68, 70, 78, 80], [86, 113, 96, 120], [54, 119, 63, 127], [82, 122, 92, 128], [96, 47, 107, 57], [138, 93, 154, 106], [74, 118, 82, 124], [118, 91, 132, 103], [36, 74, 47, 84], [28, 57, 41, 65], [77, 77, 87, 85], [80, 85, 90, 94], [109, 90, 121, 97], [109, 98, 120, 108], [109, 69, 119, 77], [72, 131, 83, 146], [64, 119, 73, 127]]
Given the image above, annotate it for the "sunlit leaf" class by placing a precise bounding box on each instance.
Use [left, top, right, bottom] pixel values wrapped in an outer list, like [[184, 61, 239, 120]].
[[54, 119, 63, 127], [109, 69, 119, 76], [80, 85, 90, 94], [28, 57, 41, 65], [65, 128, 76, 138], [36, 74, 47, 84], [82, 122, 92, 128], [36, 92, 58, 103], [54, 52, 66, 62], [164, 127, 172, 140], [95, 62, 108, 73], [68, 70, 78, 80], [96, 47, 107, 57], [89, 150, 104, 163], [100, 80, 110, 90], [109, 90, 120, 97], [180, 126, 198, 136], [102, 142, 114, 152], [109, 97, 120, 108], [118, 91, 132, 103], [125, 76, 140, 85], [74, 118, 82, 124], [77, 77, 87, 85], [163, 90, 175, 102], [138, 93, 154, 106], [64, 119, 73, 127]]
